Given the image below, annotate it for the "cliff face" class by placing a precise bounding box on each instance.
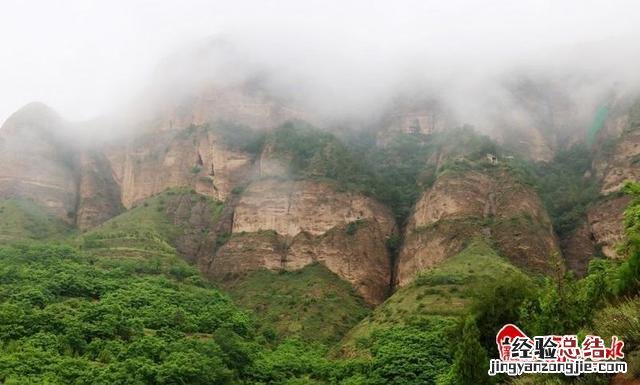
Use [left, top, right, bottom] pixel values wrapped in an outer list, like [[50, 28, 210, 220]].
[[593, 111, 640, 195], [563, 193, 630, 274], [231, 179, 396, 237], [212, 179, 397, 304], [397, 167, 560, 286], [379, 97, 451, 137], [133, 84, 311, 133], [489, 75, 606, 162], [0, 103, 77, 223], [76, 150, 123, 230], [586, 195, 630, 259], [104, 126, 254, 209], [562, 99, 640, 269]]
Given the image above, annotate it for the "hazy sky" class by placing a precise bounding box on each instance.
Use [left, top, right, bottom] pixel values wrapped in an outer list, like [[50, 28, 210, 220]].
[[1, 0, 639, 125]]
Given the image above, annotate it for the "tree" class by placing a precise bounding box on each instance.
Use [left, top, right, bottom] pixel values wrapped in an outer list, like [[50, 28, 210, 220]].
[[449, 317, 492, 385]]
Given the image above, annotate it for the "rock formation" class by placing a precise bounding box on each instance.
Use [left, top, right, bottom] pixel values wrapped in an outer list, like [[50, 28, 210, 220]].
[[0, 103, 77, 223], [212, 179, 397, 304], [103, 126, 254, 208], [397, 167, 560, 286]]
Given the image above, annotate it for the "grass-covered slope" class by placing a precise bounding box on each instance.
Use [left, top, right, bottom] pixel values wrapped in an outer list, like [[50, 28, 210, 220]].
[[78, 188, 224, 260], [0, 198, 72, 243], [224, 263, 370, 345], [338, 240, 530, 356], [79, 188, 369, 346]]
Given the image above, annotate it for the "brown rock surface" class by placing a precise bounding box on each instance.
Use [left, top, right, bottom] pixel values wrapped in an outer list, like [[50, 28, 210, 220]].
[[232, 179, 396, 237], [596, 128, 640, 195], [213, 221, 392, 304], [561, 194, 629, 274], [211, 179, 397, 304], [210, 231, 289, 281], [76, 150, 123, 230], [586, 195, 630, 259], [163, 192, 230, 267], [592, 99, 640, 195], [397, 168, 560, 286], [0, 103, 77, 222], [560, 222, 597, 276], [146, 84, 310, 132], [104, 126, 253, 209]]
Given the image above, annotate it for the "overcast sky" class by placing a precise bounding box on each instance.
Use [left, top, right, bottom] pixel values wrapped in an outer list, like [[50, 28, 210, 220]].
[[1, 0, 639, 125]]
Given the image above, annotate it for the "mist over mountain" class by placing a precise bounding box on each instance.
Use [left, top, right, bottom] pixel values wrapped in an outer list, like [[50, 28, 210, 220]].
[[3, 2, 640, 384]]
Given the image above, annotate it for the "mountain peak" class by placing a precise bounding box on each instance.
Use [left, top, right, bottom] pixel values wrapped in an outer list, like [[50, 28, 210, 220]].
[[0, 102, 63, 135]]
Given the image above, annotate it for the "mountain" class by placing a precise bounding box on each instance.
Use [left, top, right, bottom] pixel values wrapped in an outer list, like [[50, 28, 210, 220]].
[[2, 42, 640, 384]]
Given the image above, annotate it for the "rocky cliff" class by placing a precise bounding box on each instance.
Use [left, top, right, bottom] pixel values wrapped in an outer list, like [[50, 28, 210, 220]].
[[212, 179, 397, 304], [0, 103, 77, 223], [593, 100, 640, 194], [397, 166, 560, 286], [131, 83, 311, 133], [76, 150, 124, 230], [561, 98, 640, 270], [103, 125, 254, 208]]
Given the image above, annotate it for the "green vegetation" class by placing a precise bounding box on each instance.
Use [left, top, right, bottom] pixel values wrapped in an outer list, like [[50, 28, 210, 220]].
[[529, 144, 600, 237], [178, 122, 266, 154], [0, 198, 71, 243], [224, 264, 370, 345], [266, 122, 373, 190], [208, 121, 267, 154], [587, 105, 609, 145], [0, 243, 257, 384], [345, 219, 366, 236], [335, 240, 529, 384], [259, 121, 505, 224], [467, 181, 640, 385], [0, 241, 516, 385], [4, 118, 640, 384], [445, 317, 491, 385], [79, 188, 224, 259], [351, 126, 499, 223], [340, 240, 528, 353]]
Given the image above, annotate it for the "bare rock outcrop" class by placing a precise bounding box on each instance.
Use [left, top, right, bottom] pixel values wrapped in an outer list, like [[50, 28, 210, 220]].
[[397, 168, 560, 286], [561, 195, 629, 275], [104, 126, 253, 209], [76, 150, 123, 230], [588, 195, 629, 258], [560, 222, 597, 276], [212, 179, 397, 304], [594, 125, 640, 195], [562, 99, 640, 269], [133, 83, 310, 133], [232, 179, 396, 237], [0, 103, 77, 222]]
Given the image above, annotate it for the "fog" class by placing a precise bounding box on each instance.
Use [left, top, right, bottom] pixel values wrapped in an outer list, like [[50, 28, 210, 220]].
[[2, 0, 640, 130]]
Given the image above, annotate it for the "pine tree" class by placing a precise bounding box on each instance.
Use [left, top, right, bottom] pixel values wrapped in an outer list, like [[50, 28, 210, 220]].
[[450, 316, 492, 385]]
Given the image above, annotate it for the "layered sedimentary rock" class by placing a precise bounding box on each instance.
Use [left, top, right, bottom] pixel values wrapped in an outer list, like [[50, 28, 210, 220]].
[[212, 179, 397, 304], [0, 103, 77, 222], [104, 126, 254, 208], [397, 167, 560, 286], [231, 179, 396, 237]]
